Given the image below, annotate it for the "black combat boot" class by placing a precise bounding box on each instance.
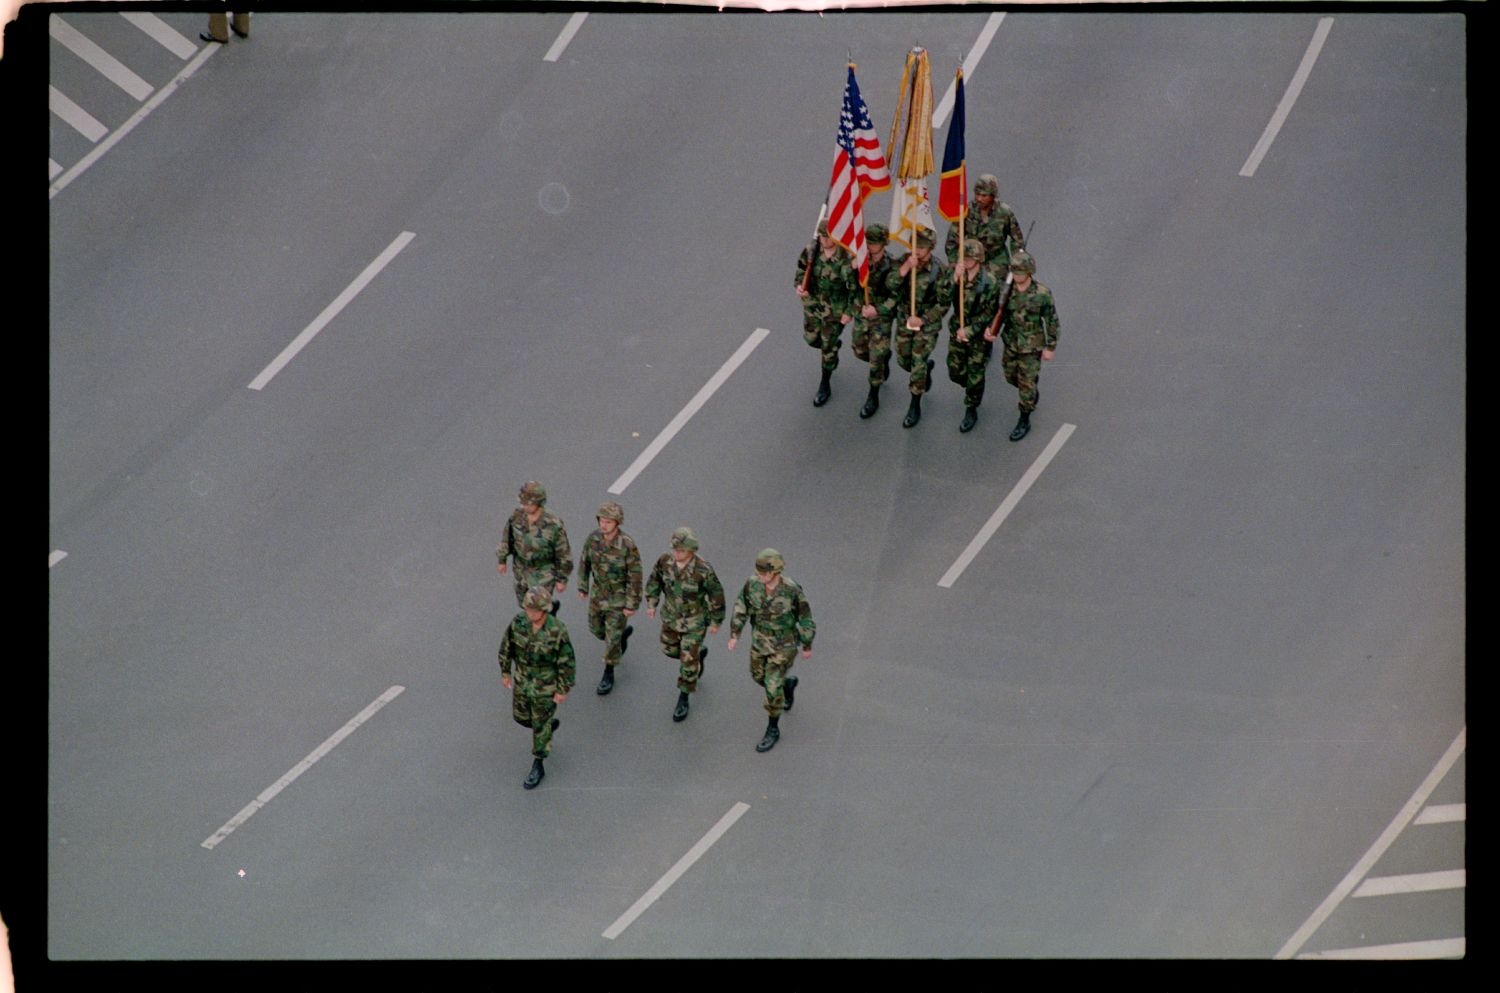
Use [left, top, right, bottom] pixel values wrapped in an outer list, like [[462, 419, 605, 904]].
[[698, 647, 708, 675], [902, 394, 922, 428], [620, 624, 633, 655], [597, 665, 615, 695], [550, 717, 560, 731], [924, 358, 935, 393], [523, 757, 545, 790], [673, 691, 691, 722], [550, 600, 560, 616], [1008, 409, 1031, 442], [783, 675, 799, 711], [813, 369, 832, 407], [755, 716, 781, 752], [959, 406, 979, 433], [859, 385, 880, 419]]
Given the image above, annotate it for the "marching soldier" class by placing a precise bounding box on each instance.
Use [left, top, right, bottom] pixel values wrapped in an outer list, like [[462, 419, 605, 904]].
[[496, 480, 572, 612], [794, 219, 859, 407], [850, 223, 901, 420], [989, 250, 1060, 442], [577, 501, 643, 695], [890, 226, 947, 428], [499, 586, 577, 790], [939, 239, 1003, 433], [945, 173, 1025, 276], [645, 527, 726, 723], [726, 549, 815, 753]]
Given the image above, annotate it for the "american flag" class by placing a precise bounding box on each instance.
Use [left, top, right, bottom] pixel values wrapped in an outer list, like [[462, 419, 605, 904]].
[[825, 65, 890, 287]]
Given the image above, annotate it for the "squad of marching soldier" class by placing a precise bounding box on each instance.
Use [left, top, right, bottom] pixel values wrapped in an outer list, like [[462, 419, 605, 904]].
[[494, 51, 1057, 790]]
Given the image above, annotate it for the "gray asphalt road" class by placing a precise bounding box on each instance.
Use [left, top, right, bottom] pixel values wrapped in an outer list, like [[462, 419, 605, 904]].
[[46, 9, 1464, 959]]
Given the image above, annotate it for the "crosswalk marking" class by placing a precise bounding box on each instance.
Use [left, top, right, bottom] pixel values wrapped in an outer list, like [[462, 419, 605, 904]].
[[1298, 937, 1465, 960], [50, 85, 107, 142], [1352, 869, 1464, 898], [50, 15, 154, 101], [50, 158, 64, 180], [1414, 802, 1464, 825], [120, 11, 198, 60]]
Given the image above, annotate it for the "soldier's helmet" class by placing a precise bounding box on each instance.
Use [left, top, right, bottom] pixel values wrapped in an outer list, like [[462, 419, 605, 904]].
[[963, 238, 986, 263], [518, 480, 547, 505], [975, 174, 1000, 197], [816, 218, 831, 236], [1009, 250, 1036, 275], [755, 548, 785, 574], [865, 223, 889, 245], [523, 587, 552, 612], [597, 501, 624, 524], [670, 527, 699, 552], [914, 226, 937, 249]]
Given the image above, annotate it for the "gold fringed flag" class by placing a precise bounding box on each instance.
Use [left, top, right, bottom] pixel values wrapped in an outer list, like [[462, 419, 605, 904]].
[[887, 47, 935, 254]]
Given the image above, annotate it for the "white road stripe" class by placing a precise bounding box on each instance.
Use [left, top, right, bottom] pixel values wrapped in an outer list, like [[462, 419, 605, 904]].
[[248, 232, 417, 391], [50, 85, 107, 143], [201, 685, 405, 850], [1275, 726, 1466, 959], [1414, 802, 1465, 825], [543, 12, 587, 62], [603, 801, 750, 940], [934, 12, 1006, 129], [51, 43, 219, 198], [1298, 937, 1465, 960], [938, 422, 1076, 588], [50, 158, 64, 180], [1353, 869, 1464, 898], [49, 15, 154, 101], [1240, 17, 1334, 177], [120, 10, 198, 60], [607, 328, 770, 495], [49, 550, 69, 568]]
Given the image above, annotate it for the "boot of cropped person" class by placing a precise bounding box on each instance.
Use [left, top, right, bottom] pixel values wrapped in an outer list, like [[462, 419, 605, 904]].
[[960, 406, 979, 433], [755, 716, 781, 752], [523, 757, 545, 790], [902, 394, 922, 428], [597, 664, 615, 695], [813, 369, 833, 407], [1009, 409, 1031, 442], [673, 691, 691, 722], [783, 675, 798, 711], [859, 385, 880, 419]]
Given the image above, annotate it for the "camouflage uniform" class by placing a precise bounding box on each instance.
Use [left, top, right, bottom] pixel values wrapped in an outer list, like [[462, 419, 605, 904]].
[[498, 598, 577, 760], [730, 574, 815, 719], [496, 483, 572, 609], [850, 225, 900, 389], [938, 243, 1003, 410], [999, 255, 1061, 415], [944, 174, 1025, 275], [888, 234, 947, 398], [578, 522, 643, 665], [794, 235, 859, 373], [645, 533, 726, 695]]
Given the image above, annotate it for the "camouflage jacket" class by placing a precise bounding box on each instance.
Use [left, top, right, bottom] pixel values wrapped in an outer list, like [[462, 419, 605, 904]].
[[853, 251, 901, 332], [645, 554, 726, 632], [945, 202, 1025, 270], [578, 529, 643, 609], [886, 254, 947, 331], [730, 577, 815, 656], [497, 508, 573, 589], [499, 613, 576, 694], [936, 264, 1001, 338], [794, 246, 858, 323], [1000, 281, 1061, 353]]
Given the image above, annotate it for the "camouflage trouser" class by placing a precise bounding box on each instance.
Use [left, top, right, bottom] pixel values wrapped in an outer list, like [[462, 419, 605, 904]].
[[509, 566, 560, 608], [802, 314, 846, 372], [894, 322, 940, 395], [1001, 346, 1043, 412], [660, 625, 708, 692], [750, 649, 797, 718], [511, 685, 559, 758], [851, 318, 892, 387], [946, 334, 994, 408], [587, 599, 631, 664]]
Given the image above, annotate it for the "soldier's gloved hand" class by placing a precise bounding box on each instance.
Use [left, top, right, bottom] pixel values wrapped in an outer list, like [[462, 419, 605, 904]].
[[956, 326, 971, 343]]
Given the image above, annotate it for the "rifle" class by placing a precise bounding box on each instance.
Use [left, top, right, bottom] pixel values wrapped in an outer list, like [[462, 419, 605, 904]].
[[984, 220, 1036, 342], [799, 203, 829, 294]]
